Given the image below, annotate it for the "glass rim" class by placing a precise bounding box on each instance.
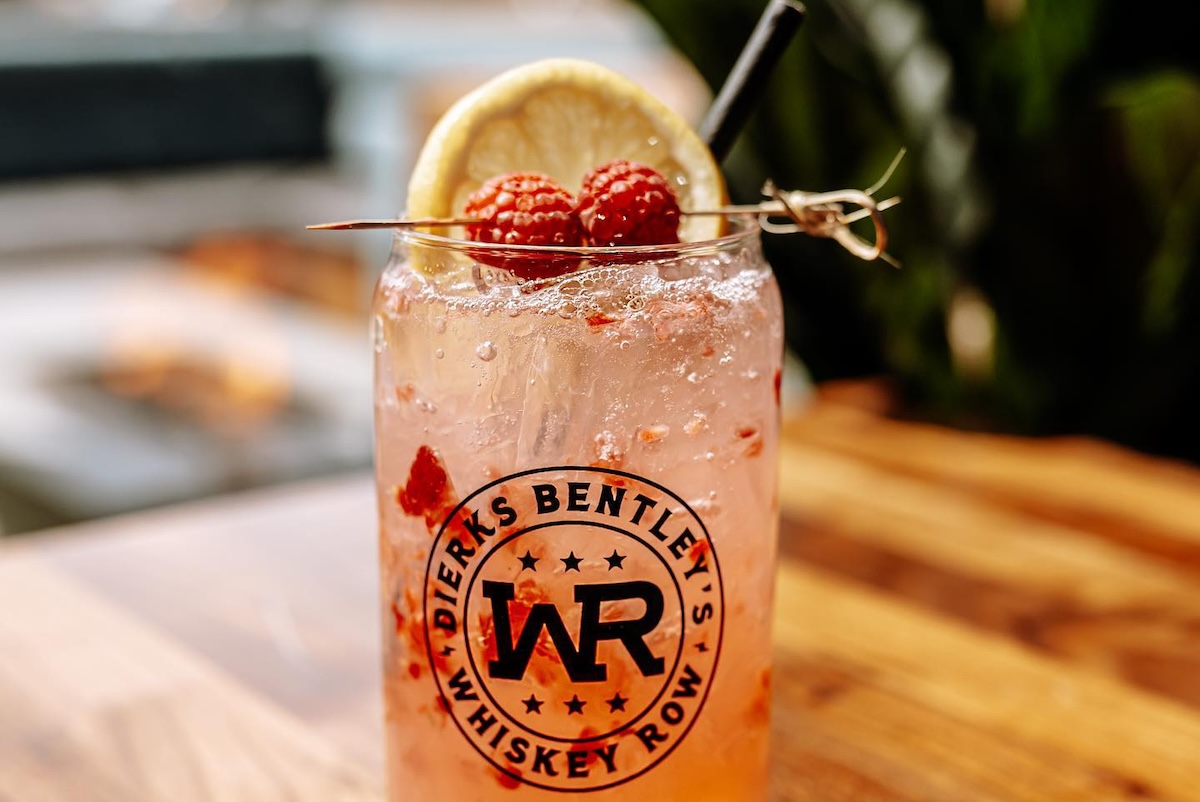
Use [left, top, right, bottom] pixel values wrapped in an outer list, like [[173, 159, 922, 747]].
[[395, 214, 761, 258]]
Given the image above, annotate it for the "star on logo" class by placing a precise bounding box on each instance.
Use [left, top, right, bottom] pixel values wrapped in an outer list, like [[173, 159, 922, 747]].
[[603, 550, 627, 570], [522, 694, 544, 715], [564, 694, 586, 715], [606, 692, 628, 713], [561, 552, 583, 572], [440, 645, 455, 657], [517, 550, 539, 572], [696, 642, 709, 652]]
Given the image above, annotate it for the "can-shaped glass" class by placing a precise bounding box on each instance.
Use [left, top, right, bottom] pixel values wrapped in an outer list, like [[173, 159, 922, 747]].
[[373, 219, 782, 801]]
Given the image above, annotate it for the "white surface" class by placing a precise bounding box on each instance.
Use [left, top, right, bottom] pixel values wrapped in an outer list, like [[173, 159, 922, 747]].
[[0, 165, 363, 255]]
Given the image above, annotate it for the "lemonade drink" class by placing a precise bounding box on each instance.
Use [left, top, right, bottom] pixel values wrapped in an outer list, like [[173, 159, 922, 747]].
[[372, 60, 783, 801]]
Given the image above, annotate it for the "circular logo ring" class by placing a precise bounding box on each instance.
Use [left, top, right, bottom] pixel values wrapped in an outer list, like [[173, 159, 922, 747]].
[[423, 466, 724, 793]]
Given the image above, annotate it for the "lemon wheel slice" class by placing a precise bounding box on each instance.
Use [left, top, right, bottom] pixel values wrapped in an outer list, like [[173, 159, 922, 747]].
[[406, 58, 727, 249]]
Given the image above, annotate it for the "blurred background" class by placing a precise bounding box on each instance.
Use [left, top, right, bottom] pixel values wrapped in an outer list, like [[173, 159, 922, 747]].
[[1, 0, 1197, 536], [636, 0, 1200, 460], [0, 0, 710, 534]]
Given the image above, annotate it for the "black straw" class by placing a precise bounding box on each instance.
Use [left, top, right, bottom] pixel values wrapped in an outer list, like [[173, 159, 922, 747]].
[[698, 0, 806, 163]]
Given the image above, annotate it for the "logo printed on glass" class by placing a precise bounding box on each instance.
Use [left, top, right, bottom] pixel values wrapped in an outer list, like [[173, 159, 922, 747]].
[[424, 467, 724, 792]]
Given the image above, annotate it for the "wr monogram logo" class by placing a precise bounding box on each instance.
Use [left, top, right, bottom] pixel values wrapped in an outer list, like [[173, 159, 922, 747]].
[[422, 467, 723, 793], [483, 580, 666, 682]]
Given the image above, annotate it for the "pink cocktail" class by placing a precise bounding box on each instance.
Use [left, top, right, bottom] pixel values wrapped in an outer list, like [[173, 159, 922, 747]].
[[374, 222, 782, 800]]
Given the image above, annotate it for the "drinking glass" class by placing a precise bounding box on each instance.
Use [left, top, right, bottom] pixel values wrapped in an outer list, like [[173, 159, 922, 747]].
[[373, 218, 782, 800]]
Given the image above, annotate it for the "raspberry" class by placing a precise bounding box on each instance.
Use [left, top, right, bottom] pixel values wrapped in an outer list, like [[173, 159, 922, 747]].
[[462, 172, 585, 280], [396, 444, 456, 530], [576, 160, 681, 247]]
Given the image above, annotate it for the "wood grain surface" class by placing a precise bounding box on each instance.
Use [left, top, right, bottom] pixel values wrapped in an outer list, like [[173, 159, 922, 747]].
[[1, 387, 1198, 801]]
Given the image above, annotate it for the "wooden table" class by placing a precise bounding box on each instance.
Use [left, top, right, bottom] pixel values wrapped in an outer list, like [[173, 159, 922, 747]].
[[3, 390, 1199, 801]]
